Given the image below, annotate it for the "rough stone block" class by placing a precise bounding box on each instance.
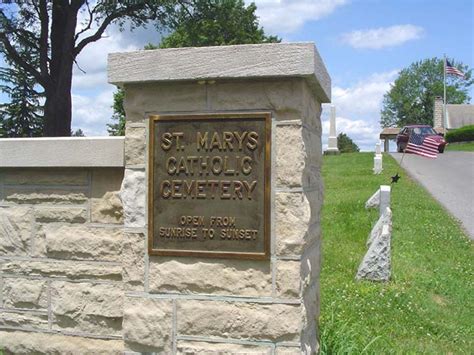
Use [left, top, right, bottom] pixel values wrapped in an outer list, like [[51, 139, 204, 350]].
[[356, 224, 391, 282], [120, 169, 146, 228], [0, 206, 33, 256], [34, 206, 88, 223], [365, 188, 380, 209], [51, 281, 123, 336], [124, 82, 207, 123], [42, 225, 122, 261], [4, 187, 88, 205], [0, 330, 124, 354], [0, 310, 48, 329], [122, 232, 145, 290], [125, 126, 146, 166], [177, 341, 272, 354], [1, 259, 122, 281], [367, 207, 392, 247], [275, 261, 301, 299], [91, 168, 124, 224], [275, 347, 302, 355], [123, 296, 173, 353], [177, 300, 301, 342], [275, 192, 312, 256], [148, 257, 271, 296], [275, 124, 304, 188], [207, 79, 306, 121], [2, 168, 89, 185], [2, 278, 48, 310], [92, 191, 123, 224]]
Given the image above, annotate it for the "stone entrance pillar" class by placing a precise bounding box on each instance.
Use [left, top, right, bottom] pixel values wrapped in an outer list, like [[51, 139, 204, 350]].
[[108, 43, 330, 354]]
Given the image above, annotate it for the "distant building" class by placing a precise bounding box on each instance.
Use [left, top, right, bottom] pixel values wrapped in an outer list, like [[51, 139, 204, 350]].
[[446, 104, 474, 129], [433, 96, 474, 130]]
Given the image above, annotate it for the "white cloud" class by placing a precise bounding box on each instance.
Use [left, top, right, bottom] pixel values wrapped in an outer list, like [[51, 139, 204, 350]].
[[71, 88, 115, 136], [322, 70, 398, 151], [332, 70, 398, 119], [251, 0, 348, 34], [341, 24, 424, 49]]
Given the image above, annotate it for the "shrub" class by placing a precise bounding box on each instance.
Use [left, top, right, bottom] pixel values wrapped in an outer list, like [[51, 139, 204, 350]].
[[446, 125, 474, 143], [337, 133, 360, 153]]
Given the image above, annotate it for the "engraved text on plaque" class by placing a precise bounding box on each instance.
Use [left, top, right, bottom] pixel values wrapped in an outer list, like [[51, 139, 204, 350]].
[[148, 113, 271, 259]]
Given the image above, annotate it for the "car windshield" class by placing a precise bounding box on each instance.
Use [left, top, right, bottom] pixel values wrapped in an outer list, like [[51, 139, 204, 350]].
[[411, 127, 437, 136]]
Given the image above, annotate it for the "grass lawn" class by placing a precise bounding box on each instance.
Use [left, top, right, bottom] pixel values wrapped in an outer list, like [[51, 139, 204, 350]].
[[446, 142, 474, 151], [320, 153, 473, 354]]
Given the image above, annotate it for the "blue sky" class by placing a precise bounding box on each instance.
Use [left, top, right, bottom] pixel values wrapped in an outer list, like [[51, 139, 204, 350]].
[[4, 0, 473, 150]]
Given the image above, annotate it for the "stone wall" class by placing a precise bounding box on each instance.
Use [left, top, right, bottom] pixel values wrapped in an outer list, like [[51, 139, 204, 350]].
[[120, 78, 323, 354], [0, 167, 125, 353], [1, 43, 328, 354]]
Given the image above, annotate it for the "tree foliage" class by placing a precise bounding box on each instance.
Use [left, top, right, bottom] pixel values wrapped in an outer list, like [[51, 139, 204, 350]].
[[71, 128, 85, 136], [0, 0, 178, 136], [381, 57, 473, 128], [160, 0, 279, 48], [107, 88, 126, 136], [0, 46, 43, 137], [337, 132, 360, 153], [108, 0, 279, 136]]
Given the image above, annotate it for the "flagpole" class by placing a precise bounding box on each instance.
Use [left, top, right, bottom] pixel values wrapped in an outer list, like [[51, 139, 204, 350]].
[[443, 54, 447, 131]]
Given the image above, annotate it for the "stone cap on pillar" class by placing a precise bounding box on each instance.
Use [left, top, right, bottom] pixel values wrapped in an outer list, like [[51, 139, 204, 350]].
[[107, 42, 331, 103]]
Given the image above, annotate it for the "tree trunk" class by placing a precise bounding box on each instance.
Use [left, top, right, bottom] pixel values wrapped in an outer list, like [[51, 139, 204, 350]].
[[42, 1, 78, 137], [43, 68, 73, 136]]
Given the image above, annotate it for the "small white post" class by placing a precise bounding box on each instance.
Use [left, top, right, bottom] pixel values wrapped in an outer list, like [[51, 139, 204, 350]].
[[326, 105, 340, 154], [375, 142, 382, 156], [380, 185, 391, 216], [373, 155, 383, 174]]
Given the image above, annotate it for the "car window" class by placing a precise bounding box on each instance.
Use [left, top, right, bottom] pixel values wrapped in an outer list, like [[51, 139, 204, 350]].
[[420, 127, 436, 135], [413, 127, 421, 134]]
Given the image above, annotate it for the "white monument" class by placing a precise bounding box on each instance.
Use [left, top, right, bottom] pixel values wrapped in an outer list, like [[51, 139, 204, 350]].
[[373, 141, 383, 174], [375, 142, 382, 156], [325, 105, 340, 154]]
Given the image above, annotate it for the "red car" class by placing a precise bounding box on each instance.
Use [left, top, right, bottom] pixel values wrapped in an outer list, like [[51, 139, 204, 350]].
[[396, 125, 447, 153]]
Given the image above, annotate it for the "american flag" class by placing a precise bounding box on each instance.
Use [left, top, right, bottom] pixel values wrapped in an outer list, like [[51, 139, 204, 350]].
[[405, 133, 438, 158], [446, 60, 465, 78]]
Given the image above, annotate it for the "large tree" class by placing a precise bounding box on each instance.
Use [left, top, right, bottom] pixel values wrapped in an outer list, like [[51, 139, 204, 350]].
[[0, 0, 179, 136], [380, 58, 473, 128], [108, 0, 280, 136]]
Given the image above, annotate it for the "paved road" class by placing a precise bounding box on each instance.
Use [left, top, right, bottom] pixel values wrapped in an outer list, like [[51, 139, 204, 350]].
[[391, 151, 474, 239]]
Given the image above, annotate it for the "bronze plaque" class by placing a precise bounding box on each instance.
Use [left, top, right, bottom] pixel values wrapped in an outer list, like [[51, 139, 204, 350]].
[[148, 112, 271, 259]]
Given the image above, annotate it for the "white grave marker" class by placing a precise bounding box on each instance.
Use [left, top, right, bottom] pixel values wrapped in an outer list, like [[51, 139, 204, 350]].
[[326, 105, 339, 154]]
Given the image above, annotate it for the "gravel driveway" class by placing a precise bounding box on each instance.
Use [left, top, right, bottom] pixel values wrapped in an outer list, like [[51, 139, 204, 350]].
[[391, 151, 474, 239]]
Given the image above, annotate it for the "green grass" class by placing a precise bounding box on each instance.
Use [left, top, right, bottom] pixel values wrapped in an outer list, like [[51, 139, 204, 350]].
[[447, 142, 474, 151], [320, 153, 473, 354]]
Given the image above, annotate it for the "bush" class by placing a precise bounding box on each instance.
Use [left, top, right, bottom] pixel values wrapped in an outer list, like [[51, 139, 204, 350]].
[[446, 124, 474, 143], [337, 133, 360, 153]]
